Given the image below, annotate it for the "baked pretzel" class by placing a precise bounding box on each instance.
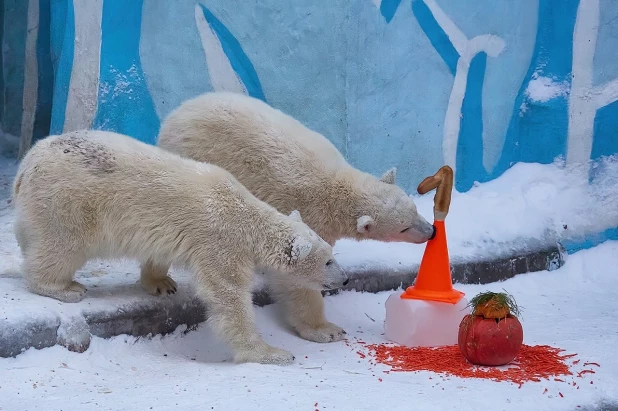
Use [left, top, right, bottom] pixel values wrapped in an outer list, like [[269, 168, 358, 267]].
[[417, 165, 453, 221]]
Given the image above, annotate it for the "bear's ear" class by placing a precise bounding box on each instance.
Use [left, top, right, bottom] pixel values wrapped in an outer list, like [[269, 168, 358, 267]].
[[380, 167, 396, 184], [289, 209, 303, 222], [357, 215, 374, 234], [286, 235, 313, 265]]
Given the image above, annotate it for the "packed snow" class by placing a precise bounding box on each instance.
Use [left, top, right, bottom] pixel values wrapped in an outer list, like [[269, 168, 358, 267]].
[[1, 154, 618, 410], [335, 155, 618, 271], [1, 242, 617, 411], [524, 72, 570, 103]]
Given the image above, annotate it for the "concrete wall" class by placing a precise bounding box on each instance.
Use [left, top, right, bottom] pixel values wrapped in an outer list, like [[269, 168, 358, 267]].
[[1, 0, 617, 193]]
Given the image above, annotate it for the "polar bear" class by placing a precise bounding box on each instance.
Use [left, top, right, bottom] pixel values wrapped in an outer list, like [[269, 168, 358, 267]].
[[157, 91, 436, 344], [12, 130, 348, 365]]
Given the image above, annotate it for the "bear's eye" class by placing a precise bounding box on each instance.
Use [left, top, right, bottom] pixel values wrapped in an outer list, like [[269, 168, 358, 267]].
[[400, 227, 410, 233], [326, 259, 334, 266]]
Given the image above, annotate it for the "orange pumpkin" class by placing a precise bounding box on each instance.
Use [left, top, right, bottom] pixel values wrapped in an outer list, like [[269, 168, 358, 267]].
[[458, 291, 523, 366]]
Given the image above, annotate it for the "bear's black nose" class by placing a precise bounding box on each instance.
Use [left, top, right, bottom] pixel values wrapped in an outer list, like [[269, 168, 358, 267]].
[[342, 279, 349, 286], [429, 225, 437, 240]]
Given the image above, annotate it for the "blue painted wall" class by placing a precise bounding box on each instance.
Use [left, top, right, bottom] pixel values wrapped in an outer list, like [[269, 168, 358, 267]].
[[48, 0, 74, 136], [1, 0, 29, 138], [1, 0, 617, 249], [0, 3, 4, 128], [33, 0, 54, 143], [92, 0, 159, 144], [0, 0, 54, 150]]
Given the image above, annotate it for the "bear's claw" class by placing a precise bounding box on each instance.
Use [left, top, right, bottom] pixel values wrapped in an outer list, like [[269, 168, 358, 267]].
[[141, 275, 178, 297]]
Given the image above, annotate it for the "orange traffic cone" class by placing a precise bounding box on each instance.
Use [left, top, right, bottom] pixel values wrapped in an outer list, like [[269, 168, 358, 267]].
[[400, 165, 464, 304], [400, 219, 464, 304], [383, 165, 468, 348]]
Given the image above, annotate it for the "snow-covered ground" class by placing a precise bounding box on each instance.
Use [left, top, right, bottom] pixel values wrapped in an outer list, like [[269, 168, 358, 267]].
[[0, 241, 617, 411], [1, 154, 618, 410]]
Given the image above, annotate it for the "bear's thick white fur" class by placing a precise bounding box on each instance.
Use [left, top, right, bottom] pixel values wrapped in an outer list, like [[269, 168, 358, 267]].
[[157, 91, 435, 344], [12, 130, 347, 365]]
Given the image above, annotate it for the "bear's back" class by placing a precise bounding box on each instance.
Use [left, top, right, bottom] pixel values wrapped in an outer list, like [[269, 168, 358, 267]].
[[17, 130, 238, 205], [15, 130, 274, 245], [168, 92, 349, 175]]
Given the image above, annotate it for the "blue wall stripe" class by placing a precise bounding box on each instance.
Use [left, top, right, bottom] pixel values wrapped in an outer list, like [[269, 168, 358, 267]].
[[491, 0, 580, 181], [199, 4, 266, 102], [32, 0, 54, 143], [380, 0, 403, 23], [0, 3, 5, 127], [411, 0, 459, 76], [2, 0, 29, 136], [49, 0, 74, 135], [456, 52, 488, 192], [562, 226, 618, 254], [92, 0, 160, 145], [591, 100, 618, 160], [49, 0, 67, 69]]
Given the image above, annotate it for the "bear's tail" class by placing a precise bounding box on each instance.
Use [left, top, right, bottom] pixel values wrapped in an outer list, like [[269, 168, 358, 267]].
[[12, 171, 23, 199]]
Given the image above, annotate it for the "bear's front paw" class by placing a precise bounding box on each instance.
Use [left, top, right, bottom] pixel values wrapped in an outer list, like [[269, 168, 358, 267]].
[[141, 275, 178, 296], [296, 321, 347, 343], [234, 345, 295, 366]]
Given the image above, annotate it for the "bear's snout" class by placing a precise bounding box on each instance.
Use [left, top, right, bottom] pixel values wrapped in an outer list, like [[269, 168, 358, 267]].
[[323, 261, 348, 290], [429, 225, 437, 240], [395, 215, 435, 244]]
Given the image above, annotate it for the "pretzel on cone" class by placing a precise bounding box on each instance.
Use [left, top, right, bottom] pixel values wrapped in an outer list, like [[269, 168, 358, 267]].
[[396, 164, 464, 304], [417, 165, 453, 221]]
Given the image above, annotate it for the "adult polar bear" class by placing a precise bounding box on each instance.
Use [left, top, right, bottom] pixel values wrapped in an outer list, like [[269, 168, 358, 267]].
[[157, 92, 435, 344]]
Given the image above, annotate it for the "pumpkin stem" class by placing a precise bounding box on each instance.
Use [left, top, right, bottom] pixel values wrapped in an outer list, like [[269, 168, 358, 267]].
[[467, 290, 522, 319]]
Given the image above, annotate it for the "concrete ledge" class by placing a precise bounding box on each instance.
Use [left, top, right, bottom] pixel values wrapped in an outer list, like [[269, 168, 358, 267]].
[[339, 243, 565, 293], [0, 243, 565, 358], [84, 297, 207, 341], [0, 317, 61, 358]]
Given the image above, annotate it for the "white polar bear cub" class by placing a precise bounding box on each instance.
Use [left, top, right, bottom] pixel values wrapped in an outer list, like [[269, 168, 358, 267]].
[[12, 130, 347, 365], [157, 91, 436, 345]]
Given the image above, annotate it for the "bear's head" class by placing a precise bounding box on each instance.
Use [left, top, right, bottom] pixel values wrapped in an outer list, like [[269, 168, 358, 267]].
[[275, 210, 349, 291], [354, 168, 435, 244]]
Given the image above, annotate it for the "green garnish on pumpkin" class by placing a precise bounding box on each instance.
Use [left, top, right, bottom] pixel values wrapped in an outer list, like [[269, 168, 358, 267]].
[[467, 290, 522, 319]]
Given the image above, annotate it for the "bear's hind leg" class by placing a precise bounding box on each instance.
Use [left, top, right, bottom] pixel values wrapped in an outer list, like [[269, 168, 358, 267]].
[[14, 216, 30, 253], [140, 260, 177, 296], [23, 245, 88, 303]]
